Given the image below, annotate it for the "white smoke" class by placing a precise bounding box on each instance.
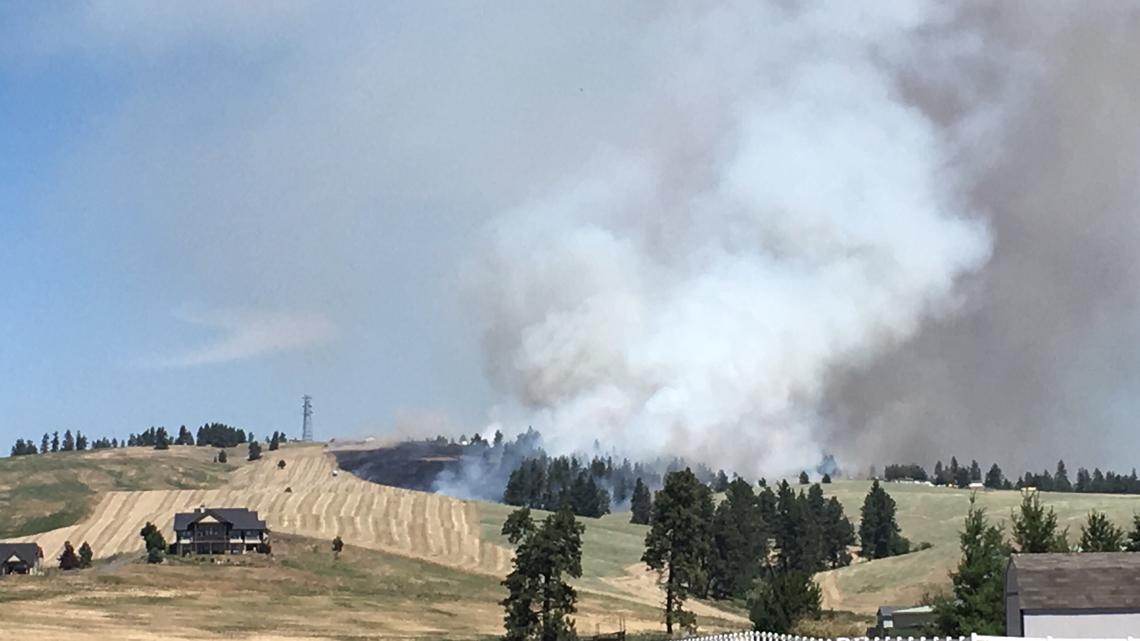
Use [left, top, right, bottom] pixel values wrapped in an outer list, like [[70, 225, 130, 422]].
[[470, 3, 994, 477]]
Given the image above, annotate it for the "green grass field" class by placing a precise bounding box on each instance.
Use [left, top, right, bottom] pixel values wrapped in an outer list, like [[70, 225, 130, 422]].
[[0, 446, 234, 538], [817, 480, 1140, 612]]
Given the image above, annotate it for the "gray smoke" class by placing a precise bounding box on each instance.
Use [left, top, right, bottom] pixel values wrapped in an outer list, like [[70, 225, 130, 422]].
[[826, 4, 1140, 472], [469, 3, 1000, 478]]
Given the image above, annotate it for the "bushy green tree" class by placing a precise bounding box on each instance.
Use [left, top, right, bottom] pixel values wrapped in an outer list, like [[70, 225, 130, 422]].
[[218, 449, 228, 463], [927, 496, 1007, 635], [1011, 492, 1067, 553], [1080, 511, 1124, 552], [642, 469, 712, 635], [78, 541, 93, 569], [630, 478, 652, 525], [59, 541, 80, 570], [1127, 514, 1140, 552], [797, 471, 810, 485], [858, 481, 909, 559], [140, 522, 167, 563], [501, 507, 585, 641], [709, 478, 767, 598], [248, 440, 262, 461], [332, 535, 344, 559], [748, 571, 821, 633], [822, 497, 855, 568]]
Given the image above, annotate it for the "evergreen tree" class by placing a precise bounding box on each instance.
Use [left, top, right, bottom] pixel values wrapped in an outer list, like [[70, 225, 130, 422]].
[[154, 427, 170, 450], [76, 431, 88, 451], [713, 470, 730, 493], [709, 478, 767, 598], [1011, 492, 1067, 553], [269, 431, 280, 451], [501, 507, 585, 641], [934, 460, 945, 485], [858, 481, 909, 559], [78, 541, 93, 569], [51, 431, 59, 452], [59, 541, 80, 570], [748, 571, 821, 634], [797, 471, 810, 485], [332, 535, 344, 559], [218, 449, 228, 464], [248, 440, 262, 461], [927, 497, 1007, 635], [62, 429, 75, 451], [1126, 515, 1140, 552], [1054, 460, 1072, 492], [969, 460, 982, 482], [821, 473, 832, 484], [984, 464, 1005, 489], [41, 433, 50, 454], [643, 469, 713, 635], [773, 481, 822, 573], [630, 478, 652, 525], [1080, 511, 1124, 552], [822, 497, 855, 568], [140, 522, 167, 563]]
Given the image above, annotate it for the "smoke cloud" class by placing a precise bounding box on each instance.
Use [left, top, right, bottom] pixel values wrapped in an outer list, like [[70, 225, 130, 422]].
[[470, 3, 996, 477]]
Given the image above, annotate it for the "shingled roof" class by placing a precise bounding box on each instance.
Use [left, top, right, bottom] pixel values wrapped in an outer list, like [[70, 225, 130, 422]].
[[173, 507, 267, 531], [0, 543, 42, 565], [1008, 553, 1140, 611]]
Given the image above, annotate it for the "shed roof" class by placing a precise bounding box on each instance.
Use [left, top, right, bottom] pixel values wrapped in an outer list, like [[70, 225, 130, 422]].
[[0, 543, 42, 565], [1008, 553, 1140, 611], [173, 507, 267, 531]]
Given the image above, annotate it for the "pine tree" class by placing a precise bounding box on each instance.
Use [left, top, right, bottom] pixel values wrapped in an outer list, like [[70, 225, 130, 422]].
[[858, 481, 909, 559], [78, 541, 93, 569], [40, 433, 50, 454], [51, 431, 59, 452], [969, 460, 981, 482], [643, 469, 712, 635], [934, 460, 945, 485], [154, 427, 170, 450], [501, 507, 585, 641], [748, 570, 821, 634], [984, 464, 1005, 489], [709, 478, 767, 598], [218, 449, 228, 463], [1080, 511, 1124, 552], [773, 481, 822, 573], [1126, 515, 1140, 552], [797, 471, 810, 485], [630, 478, 652, 525], [1011, 492, 1067, 553], [927, 496, 1007, 635], [332, 535, 344, 560], [248, 440, 262, 461], [822, 497, 855, 568], [62, 429, 75, 451], [76, 431, 88, 451], [1054, 460, 1072, 492], [269, 432, 280, 451], [59, 541, 80, 570], [821, 473, 832, 484]]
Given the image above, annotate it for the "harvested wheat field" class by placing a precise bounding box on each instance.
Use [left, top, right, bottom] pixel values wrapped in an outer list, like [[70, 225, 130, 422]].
[[10, 444, 512, 575]]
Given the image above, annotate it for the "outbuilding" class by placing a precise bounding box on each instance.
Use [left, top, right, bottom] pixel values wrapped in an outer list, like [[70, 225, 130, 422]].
[[1006, 552, 1140, 636]]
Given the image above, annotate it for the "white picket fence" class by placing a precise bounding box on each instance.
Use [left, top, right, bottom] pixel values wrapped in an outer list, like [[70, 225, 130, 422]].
[[680, 632, 1140, 641]]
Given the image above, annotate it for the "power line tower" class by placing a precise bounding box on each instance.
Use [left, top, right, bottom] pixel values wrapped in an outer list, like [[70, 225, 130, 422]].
[[301, 395, 313, 442]]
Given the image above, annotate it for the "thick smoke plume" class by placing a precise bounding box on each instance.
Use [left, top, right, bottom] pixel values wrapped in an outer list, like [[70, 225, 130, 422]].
[[470, 3, 996, 478]]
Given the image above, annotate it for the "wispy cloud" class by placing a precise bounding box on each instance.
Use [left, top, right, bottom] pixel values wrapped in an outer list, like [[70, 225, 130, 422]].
[[140, 306, 337, 368]]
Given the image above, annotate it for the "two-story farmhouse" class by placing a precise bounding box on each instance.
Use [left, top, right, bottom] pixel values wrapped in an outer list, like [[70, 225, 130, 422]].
[[0, 543, 43, 575], [173, 507, 270, 555]]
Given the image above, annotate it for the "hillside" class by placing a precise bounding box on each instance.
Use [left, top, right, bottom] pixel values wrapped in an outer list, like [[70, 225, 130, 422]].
[[0, 445, 744, 640], [817, 480, 1140, 613]]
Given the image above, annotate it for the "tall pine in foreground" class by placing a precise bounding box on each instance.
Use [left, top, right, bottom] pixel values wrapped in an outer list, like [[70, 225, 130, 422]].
[[500, 507, 585, 641], [858, 481, 909, 559], [1128, 515, 1140, 552], [643, 468, 713, 635], [629, 478, 652, 525], [928, 496, 1007, 636], [708, 478, 767, 598]]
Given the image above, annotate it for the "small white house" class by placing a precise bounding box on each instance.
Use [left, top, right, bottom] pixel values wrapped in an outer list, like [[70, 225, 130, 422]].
[[1005, 553, 1140, 637]]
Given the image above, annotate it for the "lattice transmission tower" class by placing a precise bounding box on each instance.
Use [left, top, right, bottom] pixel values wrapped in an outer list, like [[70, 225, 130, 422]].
[[301, 395, 313, 442]]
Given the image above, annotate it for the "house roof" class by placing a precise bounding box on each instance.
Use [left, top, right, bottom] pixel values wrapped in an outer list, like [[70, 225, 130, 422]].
[[1008, 553, 1140, 611], [173, 507, 267, 531], [0, 543, 41, 565]]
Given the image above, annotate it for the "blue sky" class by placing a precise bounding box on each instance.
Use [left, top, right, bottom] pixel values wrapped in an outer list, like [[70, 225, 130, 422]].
[[0, 2, 533, 445]]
